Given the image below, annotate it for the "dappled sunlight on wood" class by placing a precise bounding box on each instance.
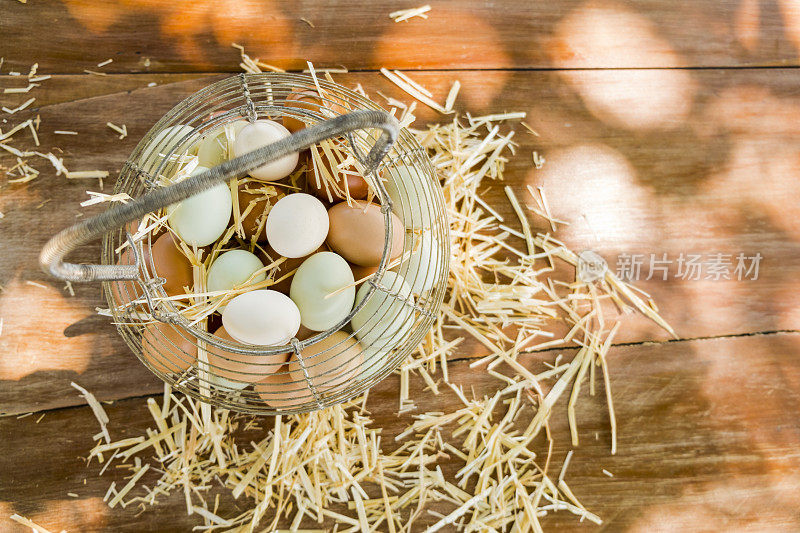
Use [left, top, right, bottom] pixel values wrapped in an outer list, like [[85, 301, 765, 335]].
[[628, 480, 800, 532], [780, 0, 800, 52], [735, 0, 761, 53], [550, 1, 695, 130], [701, 85, 800, 241], [0, 279, 93, 381], [375, 8, 511, 70], [2, 497, 108, 532], [526, 143, 655, 246]]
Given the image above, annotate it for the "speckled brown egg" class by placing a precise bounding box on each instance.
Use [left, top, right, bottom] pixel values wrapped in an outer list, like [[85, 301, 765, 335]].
[[236, 184, 285, 242], [150, 233, 194, 296], [206, 326, 288, 383], [288, 331, 363, 391], [326, 201, 404, 267], [303, 150, 370, 202], [141, 322, 197, 374], [254, 366, 306, 409]]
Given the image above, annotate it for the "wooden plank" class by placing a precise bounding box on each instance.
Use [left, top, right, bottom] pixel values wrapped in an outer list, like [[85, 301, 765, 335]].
[[2, 68, 799, 413], [2, 1, 799, 73], [1, 333, 799, 531]]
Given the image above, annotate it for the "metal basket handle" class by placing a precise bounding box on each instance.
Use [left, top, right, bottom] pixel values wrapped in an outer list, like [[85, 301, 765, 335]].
[[40, 110, 399, 283]]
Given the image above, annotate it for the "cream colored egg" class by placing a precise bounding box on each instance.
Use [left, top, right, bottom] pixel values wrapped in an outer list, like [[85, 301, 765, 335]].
[[290, 252, 355, 331], [222, 290, 301, 345], [399, 231, 441, 294], [207, 250, 265, 293], [167, 166, 233, 247], [233, 120, 299, 181], [141, 124, 196, 164], [266, 193, 329, 258], [197, 120, 249, 167], [288, 331, 363, 391], [350, 270, 414, 347], [384, 163, 435, 229], [207, 374, 250, 391]]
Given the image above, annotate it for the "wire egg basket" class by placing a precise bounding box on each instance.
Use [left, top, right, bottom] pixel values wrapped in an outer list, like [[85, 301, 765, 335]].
[[41, 73, 449, 415]]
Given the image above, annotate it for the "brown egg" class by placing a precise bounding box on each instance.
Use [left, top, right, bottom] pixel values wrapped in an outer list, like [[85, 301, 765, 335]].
[[303, 150, 371, 201], [327, 201, 404, 267], [349, 263, 380, 284], [206, 326, 288, 383], [110, 246, 145, 308], [258, 245, 326, 294], [288, 331, 363, 391], [141, 322, 198, 374], [235, 183, 284, 242], [254, 365, 307, 409], [282, 90, 322, 133], [150, 233, 194, 296]]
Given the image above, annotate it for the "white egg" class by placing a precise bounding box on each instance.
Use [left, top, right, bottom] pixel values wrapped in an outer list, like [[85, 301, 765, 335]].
[[266, 193, 329, 258], [400, 231, 441, 294], [222, 290, 301, 345], [197, 120, 249, 168], [141, 124, 196, 165], [207, 250, 266, 311], [167, 166, 233, 247], [233, 120, 299, 181], [350, 270, 414, 347], [206, 373, 250, 391], [383, 163, 436, 229], [290, 252, 355, 331]]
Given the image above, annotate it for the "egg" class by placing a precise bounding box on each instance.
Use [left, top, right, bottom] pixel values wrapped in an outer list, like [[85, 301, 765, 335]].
[[196, 120, 249, 167], [327, 201, 404, 267], [233, 120, 299, 181], [290, 252, 355, 331], [150, 233, 194, 296], [350, 270, 414, 347], [141, 322, 197, 374], [399, 231, 442, 294], [207, 250, 265, 293], [206, 326, 288, 384], [111, 246, 143, 307], [383, 163, 435, 229], [140, 124, 196, 164], [265, 193, 329, 258], [222, 289, 301, 345], [304, 150, 370, 201], [207, 374, 250, 391], [167, 166, 233, 247], [282, 90, 322, 133], [349, 263, 380, 284], [254, 366, 306, 409], [236, 184, 284, 242], [258, 245, 326, 295], [288, 331, 363, 391]]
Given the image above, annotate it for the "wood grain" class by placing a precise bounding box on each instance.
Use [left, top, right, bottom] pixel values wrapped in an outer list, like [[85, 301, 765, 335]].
[[2, 333, 799, 531], [2, 0, 800, 73], [2, 68, 799, 414]]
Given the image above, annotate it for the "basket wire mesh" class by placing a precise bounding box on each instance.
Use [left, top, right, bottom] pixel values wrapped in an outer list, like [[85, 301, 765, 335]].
[[99, 73, 449, 414]]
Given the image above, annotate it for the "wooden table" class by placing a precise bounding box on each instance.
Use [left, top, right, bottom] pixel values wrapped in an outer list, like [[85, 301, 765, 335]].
[[2, 1, 800, 531]]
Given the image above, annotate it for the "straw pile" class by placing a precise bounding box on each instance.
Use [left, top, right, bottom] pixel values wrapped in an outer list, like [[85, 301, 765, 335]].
[[78, 59, 672, 531]]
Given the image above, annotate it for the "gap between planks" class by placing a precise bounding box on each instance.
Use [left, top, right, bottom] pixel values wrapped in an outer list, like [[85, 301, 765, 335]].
[[2, 330, 798, 419]]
